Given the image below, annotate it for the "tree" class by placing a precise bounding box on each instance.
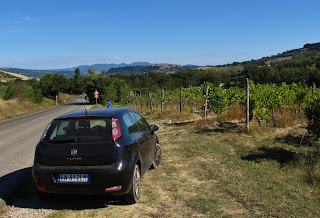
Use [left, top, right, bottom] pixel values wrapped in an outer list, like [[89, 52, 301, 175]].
[[73, 68, 85, 94], [40, 73, 69, 98]]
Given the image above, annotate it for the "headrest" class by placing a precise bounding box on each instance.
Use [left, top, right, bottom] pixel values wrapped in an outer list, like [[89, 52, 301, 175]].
[[78, 120, 90, 128]]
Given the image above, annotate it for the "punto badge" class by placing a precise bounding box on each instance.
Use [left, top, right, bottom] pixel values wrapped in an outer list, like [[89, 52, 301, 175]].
[[71, 149, 77, 156]]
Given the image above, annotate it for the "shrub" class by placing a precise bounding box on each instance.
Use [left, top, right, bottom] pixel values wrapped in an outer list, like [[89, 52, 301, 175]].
[[3, 81, 15, 100], [305, 99, 320, 139]]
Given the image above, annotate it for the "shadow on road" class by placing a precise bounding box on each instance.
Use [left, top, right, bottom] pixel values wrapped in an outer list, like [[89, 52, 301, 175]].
[[0, 167, 31, 206], [5, 169, 130, 210]]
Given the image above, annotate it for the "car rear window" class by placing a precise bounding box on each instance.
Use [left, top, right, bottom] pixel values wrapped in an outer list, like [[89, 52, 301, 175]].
[[44, 117, 112, 143]]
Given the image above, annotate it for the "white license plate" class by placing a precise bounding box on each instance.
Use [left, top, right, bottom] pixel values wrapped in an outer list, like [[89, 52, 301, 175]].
[[57, 174, 91, 182]]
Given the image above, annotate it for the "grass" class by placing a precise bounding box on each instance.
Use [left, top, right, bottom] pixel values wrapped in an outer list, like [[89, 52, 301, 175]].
[[0, 94, 73, 121], [0, 86, 7, 98], [11, 113, 318, 217], [4, 104, 320, 217]]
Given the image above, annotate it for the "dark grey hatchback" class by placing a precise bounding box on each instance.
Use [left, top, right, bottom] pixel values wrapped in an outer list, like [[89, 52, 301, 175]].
[[32, 108, 161, 203]]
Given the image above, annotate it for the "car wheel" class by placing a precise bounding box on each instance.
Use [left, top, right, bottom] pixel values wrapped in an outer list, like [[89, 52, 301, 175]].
[[150, 144, 162, 169], [125, 164, 141, 204]]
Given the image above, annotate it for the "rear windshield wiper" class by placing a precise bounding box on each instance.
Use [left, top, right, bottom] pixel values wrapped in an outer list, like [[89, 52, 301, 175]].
[[49, 138, 76, 143]]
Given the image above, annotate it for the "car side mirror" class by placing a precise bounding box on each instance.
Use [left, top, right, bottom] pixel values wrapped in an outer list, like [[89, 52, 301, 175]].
[[150, 125, 159, 132]]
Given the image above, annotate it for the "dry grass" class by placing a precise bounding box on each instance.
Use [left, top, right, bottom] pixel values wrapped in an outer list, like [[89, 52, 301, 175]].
[[4, 110, 320, 217], [0, 98, 49, 120], [0, 94, 71, 121], [0, 70, 32, 80], [265, 56, 293, 65], [216, 103, 246, 123]]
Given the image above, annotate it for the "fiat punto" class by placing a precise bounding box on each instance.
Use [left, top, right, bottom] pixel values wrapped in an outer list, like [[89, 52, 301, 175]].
[[32, 108, 161, 203]]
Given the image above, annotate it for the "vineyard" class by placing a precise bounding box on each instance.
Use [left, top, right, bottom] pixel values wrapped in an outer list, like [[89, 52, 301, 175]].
[[124, 80, 320, 126]]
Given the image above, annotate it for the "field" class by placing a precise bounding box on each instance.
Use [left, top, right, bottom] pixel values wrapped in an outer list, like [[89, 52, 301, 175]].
[[3, 108, 320, 217], [0, 70, 31, 81], [197, 65, 243, 73]]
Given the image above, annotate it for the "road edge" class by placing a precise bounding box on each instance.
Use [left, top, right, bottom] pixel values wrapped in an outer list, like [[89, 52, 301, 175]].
[[0, 198, 5, 209]]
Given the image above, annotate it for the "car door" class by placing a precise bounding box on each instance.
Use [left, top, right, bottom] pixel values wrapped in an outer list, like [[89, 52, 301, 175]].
[[132, 112, 156, 172], [122, 112, 142, 152]]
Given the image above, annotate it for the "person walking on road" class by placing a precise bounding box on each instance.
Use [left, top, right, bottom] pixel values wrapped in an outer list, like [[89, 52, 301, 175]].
[[106, 100, 112, 108]]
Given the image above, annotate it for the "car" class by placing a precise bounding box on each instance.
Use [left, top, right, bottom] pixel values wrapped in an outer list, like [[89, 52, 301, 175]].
[[32, 108, 161, 203]]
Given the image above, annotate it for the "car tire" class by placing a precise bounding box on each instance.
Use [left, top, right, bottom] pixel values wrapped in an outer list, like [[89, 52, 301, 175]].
[[125, 164, 141, 204], [150, 143, 162, 169]]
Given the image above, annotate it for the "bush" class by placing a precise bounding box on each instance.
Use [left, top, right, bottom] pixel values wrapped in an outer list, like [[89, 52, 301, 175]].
[[3, 81, 15, 100], [305, 99, 320, 139], [3, 81, 44, 103], [24, 86, 44, 103]]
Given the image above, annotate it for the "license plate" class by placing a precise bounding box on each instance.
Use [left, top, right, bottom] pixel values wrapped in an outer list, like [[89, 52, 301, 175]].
[[57, 174, 91, 182]]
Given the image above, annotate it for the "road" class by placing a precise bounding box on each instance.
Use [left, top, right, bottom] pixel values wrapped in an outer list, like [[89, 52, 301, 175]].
[[0, 96, 85, 207]]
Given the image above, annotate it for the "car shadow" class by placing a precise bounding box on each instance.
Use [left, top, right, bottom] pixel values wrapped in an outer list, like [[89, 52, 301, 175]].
[[0, 167, 31, 205], [4, 168, 130, 210]]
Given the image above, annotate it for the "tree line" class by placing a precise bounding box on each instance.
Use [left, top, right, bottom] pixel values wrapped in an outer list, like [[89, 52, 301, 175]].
[[3, 55, 320, 105]]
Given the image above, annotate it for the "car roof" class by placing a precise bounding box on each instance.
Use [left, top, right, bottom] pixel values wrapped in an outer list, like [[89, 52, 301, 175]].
[[55, 108, 135, 120]]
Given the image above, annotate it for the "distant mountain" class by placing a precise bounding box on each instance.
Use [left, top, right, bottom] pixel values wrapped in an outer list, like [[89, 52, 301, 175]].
[[52, 62, 151, 73], [0, 62, 198, 78], [0, 62, 153, 78]]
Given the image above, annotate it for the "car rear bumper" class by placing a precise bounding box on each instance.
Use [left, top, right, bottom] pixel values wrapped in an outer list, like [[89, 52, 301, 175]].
[[32, 160, 133, 195]]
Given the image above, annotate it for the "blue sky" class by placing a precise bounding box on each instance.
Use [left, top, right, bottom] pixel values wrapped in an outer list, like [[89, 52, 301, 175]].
[[0, 0, 319, 69]]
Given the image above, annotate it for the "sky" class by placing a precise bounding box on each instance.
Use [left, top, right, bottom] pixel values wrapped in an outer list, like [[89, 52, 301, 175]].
[[0, 0, 319, 70]]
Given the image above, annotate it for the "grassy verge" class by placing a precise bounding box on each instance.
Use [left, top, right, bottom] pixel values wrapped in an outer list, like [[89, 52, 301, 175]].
[[0, 94, 73, 121]]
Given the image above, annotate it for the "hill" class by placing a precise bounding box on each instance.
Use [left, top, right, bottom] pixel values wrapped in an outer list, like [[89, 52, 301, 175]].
[[1, 42, 319, 79], [252, 42, 320, 66], [107, 64, 199, 75], [0, 69, 31, 81], [0, 62, 198, 79], [0, 62, 151, 79]]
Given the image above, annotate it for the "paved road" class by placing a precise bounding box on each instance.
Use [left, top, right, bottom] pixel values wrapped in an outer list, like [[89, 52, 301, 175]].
[[0, 96, 86, 207]]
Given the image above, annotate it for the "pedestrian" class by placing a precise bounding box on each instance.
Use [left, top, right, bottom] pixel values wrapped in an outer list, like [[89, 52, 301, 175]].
[[106, 99, 112, 108]]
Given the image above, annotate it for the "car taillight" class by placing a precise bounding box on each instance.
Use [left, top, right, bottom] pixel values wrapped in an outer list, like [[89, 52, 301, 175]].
[[40, 121, 52, 142], [105, 185, 122, 192], [112, 118, 122, 140], [35, 184, 46, 191]]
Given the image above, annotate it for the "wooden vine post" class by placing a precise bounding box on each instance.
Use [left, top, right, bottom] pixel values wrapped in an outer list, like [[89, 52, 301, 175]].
[[139, 91, 142, 108], [246, 78, 250, 131], [161, 89, 164, 112], [204, 85, 209, 120], [148, 92, 153, 111], [180, 87, 182, 113]]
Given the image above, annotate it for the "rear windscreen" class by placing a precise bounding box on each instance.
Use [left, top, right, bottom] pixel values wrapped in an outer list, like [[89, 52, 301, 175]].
[[44, 118, 112, 143]]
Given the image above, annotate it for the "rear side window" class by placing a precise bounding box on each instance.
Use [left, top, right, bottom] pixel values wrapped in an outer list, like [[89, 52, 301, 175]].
[[45, 118, 112, 143], [123, 113, 140, 134], [133, 112, 149, 132]]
